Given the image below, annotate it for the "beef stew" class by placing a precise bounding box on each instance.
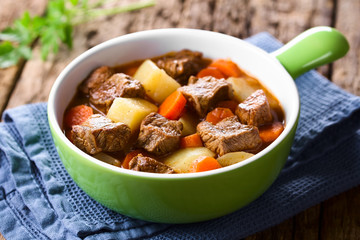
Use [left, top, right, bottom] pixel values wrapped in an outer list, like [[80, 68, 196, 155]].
[[63, 50, 285, 174]]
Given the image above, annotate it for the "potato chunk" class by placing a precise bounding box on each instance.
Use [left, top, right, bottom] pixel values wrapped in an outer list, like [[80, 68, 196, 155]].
[[227, 76, 260, 103], [178, 112, 198, 136], [107, 97, 158, 131], [134, 59, 181, 103], [216, 151, 254, 167], [163, 147, 215, 173], [93, 152, 121, 167], [228, 76, 281, 111]]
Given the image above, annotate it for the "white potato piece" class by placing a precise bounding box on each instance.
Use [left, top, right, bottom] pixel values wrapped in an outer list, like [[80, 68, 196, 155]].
[[216, 151, 254, 167], [93, 152, 120, 166], [163, 147, 216, 173], [134, 59, 181, 103], [227, 76, 260, 102], [178, 112, 198, 136], [227, 76, 281, 111], [107, 97, 158, 131]]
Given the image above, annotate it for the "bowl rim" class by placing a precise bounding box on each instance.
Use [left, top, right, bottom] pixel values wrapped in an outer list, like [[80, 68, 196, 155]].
[[47, 28, 300, 180]]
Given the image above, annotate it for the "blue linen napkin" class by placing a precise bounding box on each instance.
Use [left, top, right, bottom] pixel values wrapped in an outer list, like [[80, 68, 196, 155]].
[[1, 32, 360, 240]]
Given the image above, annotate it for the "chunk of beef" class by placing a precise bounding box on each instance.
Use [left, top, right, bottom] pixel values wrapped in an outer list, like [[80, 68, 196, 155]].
[[129, 154, 175, 174], [79, 66, 115, 94], [71, 114, 131, 155], [89, 73, 145, 111], [197, 116, 261, 156], [156, 49, 206, 85], [137, 112, 183, 156], [235, 89, 272, 126], [179, 76, 232, 117]]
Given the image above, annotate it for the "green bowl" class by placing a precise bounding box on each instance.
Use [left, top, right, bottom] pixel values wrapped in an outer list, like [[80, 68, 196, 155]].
[[48, 27, 348, 223]]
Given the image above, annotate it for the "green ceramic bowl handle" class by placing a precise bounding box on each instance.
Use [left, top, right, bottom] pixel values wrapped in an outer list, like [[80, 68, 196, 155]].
[[271, 26, 350, 79]]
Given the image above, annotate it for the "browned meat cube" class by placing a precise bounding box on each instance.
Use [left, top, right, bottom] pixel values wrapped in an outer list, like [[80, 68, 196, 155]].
[[156, 49, 207, 85], [235, 89, 272, 126], [89, 73, 145, 111], [71, 114, 131, 155], [137, 113, 183, 156], [179, 76, 232, 117], [79, 66, 115, 94], [129, 154, 175, 174], [197, 116, 261, 156]]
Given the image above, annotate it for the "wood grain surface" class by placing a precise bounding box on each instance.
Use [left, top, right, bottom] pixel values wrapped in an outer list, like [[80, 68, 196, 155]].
[[0, 0, 359, 239]]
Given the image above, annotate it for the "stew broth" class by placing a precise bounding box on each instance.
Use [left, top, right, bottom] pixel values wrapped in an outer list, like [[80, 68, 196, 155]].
[[63, 50, 285, 173]]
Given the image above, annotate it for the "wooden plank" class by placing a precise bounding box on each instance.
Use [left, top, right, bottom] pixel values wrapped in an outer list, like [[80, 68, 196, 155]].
[[293, 205, 321, 240], [332, 0, 360, 96], [247, 0, 334, 76], [245, 0, 333, 41], [320, 186, 360, 240], [0, 0, 47, 30], [245, 218, 294, 240], [0, 66, 18, 114], [212, 0, 249, 37], [0, 0, 47, 113]]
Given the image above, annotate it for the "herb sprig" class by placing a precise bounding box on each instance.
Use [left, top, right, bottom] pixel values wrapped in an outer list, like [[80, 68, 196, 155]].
[[0, 0, 155, 68]]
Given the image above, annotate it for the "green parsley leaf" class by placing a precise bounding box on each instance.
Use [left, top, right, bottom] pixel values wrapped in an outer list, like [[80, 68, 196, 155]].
[[0, 28, 22, 42], [70, 0, 79, 6], [0, 41, 32, 68]]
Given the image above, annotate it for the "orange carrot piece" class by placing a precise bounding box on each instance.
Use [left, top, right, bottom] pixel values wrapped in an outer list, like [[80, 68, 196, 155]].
[[64, 105, 93, 128], [158, 90, 187, 120], [180, 133, 203, 148], [259, 122, 284, 143], [216, 100, 239, 113], [209, 59, 243, 78], [190, 156, 221, 173], [197, 67, 226, 79], [205, 107, 234, 125], [122, 150, 145, 169]]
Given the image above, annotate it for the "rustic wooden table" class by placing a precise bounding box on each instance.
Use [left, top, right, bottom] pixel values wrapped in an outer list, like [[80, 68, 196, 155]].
[[1, 0, 359, 239]]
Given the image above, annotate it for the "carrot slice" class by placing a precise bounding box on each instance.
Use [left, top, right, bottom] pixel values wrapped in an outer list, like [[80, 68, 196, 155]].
[[180, 133, 203, 148], [205, 107, 234, 125], [209, 59, 243, 78], [190, 156, 221, 172], [64, 105, 93, 128], [259, 122, 284, 143], [216, 100, 239, 113], [158, 90, 187, 120], [122, 150, 147, 169], [197, 67, 226, 79]]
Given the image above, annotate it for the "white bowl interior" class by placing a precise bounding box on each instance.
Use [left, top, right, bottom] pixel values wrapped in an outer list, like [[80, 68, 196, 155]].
[[48, 29, 299, 178]]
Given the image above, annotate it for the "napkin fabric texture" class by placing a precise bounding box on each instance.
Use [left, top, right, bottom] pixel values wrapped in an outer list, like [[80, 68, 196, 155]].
[[1, 33, 360, 240]]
